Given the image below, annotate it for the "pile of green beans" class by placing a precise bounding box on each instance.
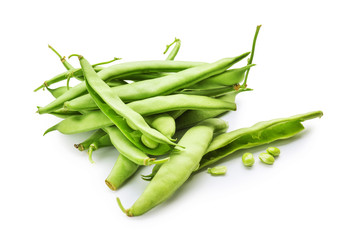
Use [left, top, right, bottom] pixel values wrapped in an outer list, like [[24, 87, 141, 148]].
[[35, 26, 323, 216]]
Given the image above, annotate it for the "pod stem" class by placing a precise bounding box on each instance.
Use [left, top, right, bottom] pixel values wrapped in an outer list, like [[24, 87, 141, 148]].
[[92, 57, 122, 67], [150, 157, 169, 165], [241, 25, 261, 88], [74, 143, 85, 151], [68, 54, 83, 60], [116, 197, 131, 216], [48, 44, 64, 60], [163, 38, 180, 54], [87, 144, 96, 164], [66, 73, 72, 90]]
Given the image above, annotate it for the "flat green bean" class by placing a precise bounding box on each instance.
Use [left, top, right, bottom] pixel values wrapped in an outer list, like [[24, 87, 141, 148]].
[[63, 52, 249, 110], [46, 94, 236, 136], [76, 55, 177, 149], [105, 154, 140, 191], [37, 60, 206, 113], [117, 118, 228, 216], [198, 111, 323, 169], [65, 91, 236, 112]]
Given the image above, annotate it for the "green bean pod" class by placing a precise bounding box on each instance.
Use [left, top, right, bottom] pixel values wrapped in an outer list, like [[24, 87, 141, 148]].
[[63, 52, 249, 110], [105, 154, 140, 191], [199, 110, 323, 169], [45, 94, 235, 136], [117, 118, 228, 216], [65, 90, 236, 112], [74, 129, 107, 151], [115, 64, 250, 85], [176, 88, 251, 130], [37, 60, 205, 113], [127, 94, 236, 116], [76, 55, 177, 148]]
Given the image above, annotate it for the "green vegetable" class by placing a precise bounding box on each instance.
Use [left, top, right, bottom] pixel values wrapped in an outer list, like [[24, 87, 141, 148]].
[[105, 154, 140, 191], [207, 166, 227, 176], [259, 152, 275, 165], [63, 52, 249, 110], [117, 118, 229, 216], [199, 111, 323, 170], [266, 147, 280, 157], [242, 152, 255, 167]]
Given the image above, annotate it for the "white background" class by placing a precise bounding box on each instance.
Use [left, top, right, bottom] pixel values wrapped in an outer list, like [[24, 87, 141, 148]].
[[1, 1, 341, 239]]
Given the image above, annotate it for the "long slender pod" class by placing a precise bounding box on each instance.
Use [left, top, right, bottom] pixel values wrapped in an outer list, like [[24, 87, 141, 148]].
[[117, 118, 228, 216], [62, 52, 249, 111], [105, 154, 140, 190], [199, 111, 323, 169], [45, 94, 236, 136], [75, 55, 177, 148], [65, 91, 236, 112], [37, 60, 205, 112]]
